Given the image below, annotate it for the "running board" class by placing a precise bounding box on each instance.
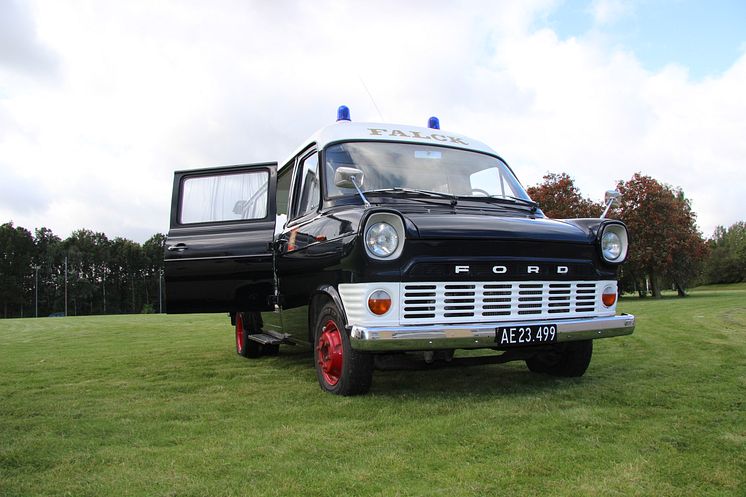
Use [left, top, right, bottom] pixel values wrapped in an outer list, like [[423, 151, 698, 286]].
[[247, 331, 296, 346]]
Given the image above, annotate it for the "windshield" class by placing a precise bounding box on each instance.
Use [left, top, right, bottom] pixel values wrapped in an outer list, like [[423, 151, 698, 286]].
[[324, 142, 531, 201]]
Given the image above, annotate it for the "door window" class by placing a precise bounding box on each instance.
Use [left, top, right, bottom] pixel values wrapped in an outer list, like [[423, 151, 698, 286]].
[[295, 153, 320, 218], [180, 171, 268, 224]]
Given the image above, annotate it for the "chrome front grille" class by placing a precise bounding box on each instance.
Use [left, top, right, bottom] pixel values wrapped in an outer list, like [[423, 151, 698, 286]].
[[400, 281, 606, 324]]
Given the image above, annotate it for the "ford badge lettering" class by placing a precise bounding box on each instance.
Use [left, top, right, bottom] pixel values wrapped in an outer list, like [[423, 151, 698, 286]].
[[453, 265, 570, 274]]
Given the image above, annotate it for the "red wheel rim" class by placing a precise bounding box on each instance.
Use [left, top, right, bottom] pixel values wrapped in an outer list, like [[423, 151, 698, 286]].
[[236, 314, 244, 353], [316, 320, 343, 386]]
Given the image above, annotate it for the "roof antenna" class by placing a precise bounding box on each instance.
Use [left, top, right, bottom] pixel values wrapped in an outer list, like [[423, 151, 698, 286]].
[[358, 74, 385, 121]]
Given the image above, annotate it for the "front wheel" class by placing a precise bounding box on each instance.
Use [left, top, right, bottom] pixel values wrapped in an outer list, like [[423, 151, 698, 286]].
[[525, 340, 593, 377], [314, 301, 373, 395]]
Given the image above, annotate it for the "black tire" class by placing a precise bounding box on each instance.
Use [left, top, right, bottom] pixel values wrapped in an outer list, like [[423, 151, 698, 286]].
[[525, 340, 593, 377], [313, 301, 373, 395], [235, 312, 263, 359]]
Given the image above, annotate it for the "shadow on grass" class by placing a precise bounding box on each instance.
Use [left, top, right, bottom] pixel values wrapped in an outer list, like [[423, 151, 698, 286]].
[[371, 365, 582, 399], [263, 346, 585, 399]]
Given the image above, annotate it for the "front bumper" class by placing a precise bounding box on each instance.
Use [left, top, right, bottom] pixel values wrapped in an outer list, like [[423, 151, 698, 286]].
[[349, 314, 635, 352]]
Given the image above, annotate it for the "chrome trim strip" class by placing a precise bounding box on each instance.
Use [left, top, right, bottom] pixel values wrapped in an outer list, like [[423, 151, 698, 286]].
[[349, 314, 635, 351], [164, 254, 270, 262]]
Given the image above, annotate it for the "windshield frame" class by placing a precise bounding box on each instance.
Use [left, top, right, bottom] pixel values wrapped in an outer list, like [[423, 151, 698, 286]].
[[320, 140, 531, 205]]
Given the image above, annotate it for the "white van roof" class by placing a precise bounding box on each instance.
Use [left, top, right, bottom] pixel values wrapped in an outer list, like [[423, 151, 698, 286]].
[[280, 120, 497, 170]]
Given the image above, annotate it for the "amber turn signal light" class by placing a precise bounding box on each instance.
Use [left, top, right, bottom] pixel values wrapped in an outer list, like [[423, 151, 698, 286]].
[[368, 290, 392, 315], [602, 286, 617, 307]]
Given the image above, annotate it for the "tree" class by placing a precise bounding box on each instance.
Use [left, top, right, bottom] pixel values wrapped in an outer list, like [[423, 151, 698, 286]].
[[34, 227, 63, 316], [108, 237, 147, 313], [142, 233, 166, 312], [615, 173, 708, 297], [64, 229, 110, 315], [0, 222, 35, 317], [527, 173, 604, 219], [704, 222, 746, 284]]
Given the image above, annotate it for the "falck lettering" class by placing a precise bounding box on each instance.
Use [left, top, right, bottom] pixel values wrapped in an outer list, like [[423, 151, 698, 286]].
[[368, 128, 469, 145]]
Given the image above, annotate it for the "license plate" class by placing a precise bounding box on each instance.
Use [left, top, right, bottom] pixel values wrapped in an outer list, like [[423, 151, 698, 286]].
[[496, 324, 557, 346]]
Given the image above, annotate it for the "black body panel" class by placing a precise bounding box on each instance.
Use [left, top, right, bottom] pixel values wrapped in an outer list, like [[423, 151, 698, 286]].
[[353, 238, 613, 283], [403, 212, 591, 243], [275, 207, 359, 309]]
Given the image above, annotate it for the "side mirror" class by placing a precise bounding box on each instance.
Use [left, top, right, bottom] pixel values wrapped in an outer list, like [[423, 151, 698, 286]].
[[604, 190, 621, 207], [600, 190, 621, 218], [334, 167, 365, 189]]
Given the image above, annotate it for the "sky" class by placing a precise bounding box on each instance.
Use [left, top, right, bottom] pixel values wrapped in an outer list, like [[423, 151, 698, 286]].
[[1, 0, 745, 242]]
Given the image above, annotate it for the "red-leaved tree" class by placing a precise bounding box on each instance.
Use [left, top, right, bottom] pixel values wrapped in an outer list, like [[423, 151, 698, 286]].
[[615, 173, 708, 297], [529, 172, 707, 297], [527, 173, 604, 219]]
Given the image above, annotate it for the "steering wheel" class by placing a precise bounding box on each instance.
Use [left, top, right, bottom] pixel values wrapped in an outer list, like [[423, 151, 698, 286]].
[[470, 188, 490, 196]]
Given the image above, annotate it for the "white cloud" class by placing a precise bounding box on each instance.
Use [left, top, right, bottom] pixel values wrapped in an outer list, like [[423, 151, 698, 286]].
[[589, 0, 634, 25], [460, 23, 746, 235], [0, 0, 59, 79], [0, 0, 743, 241]]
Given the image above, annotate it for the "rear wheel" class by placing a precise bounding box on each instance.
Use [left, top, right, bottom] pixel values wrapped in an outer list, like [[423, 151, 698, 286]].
[[235, 312, 262, 358], [526, 340, 593, 377], [314, 301, 373, 395]]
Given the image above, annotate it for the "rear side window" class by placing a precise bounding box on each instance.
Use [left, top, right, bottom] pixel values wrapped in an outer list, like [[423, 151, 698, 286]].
[[180, 171, 269, 224]]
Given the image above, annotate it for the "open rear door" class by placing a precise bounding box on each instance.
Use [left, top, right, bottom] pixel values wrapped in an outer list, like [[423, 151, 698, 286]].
[[164, 162, 277, 313]]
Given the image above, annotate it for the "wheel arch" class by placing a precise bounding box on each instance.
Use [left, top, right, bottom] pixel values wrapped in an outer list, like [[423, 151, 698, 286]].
[[308, 284, 347, 343]]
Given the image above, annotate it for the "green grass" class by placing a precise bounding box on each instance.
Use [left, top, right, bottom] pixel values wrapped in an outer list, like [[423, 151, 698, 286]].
[[1, 285, 745, 497]]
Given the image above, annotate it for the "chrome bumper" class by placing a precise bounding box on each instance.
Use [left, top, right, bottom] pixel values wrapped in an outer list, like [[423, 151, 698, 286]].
[[349, 314, 635, 352]]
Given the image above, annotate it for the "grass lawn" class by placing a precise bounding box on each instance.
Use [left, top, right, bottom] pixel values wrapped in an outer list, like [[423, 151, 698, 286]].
[[1, 284, 744, 496]]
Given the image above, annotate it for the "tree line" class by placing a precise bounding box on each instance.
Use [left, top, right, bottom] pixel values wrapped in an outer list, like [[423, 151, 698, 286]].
[[0, 224, 165, 318]]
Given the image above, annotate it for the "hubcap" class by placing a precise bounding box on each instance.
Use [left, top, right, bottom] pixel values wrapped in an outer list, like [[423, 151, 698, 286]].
[[236, 314, 244, 353], [316, 320, 343, 386]]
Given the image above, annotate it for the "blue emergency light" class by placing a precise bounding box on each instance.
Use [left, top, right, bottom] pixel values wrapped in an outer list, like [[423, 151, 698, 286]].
[[337, 105, 351, 122], [428, 116, 440, 129]]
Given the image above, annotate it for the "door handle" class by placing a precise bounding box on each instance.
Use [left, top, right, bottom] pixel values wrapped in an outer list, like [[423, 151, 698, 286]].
[[167, 243, 188, 252]]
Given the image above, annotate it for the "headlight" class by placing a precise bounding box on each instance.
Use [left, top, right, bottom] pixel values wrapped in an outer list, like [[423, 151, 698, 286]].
[[366, 222, 399, 257], [363, 212, 405, 260], [600, 223, 628, 263], [602, 231, 621, 260]]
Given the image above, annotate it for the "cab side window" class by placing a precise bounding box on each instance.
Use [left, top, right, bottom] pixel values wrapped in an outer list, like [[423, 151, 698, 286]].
[[180, 171, 268, 224], [295, 153, 320, 218], [469, 168, 501, 196], [276, 166, 292, 217], [274, 165, 293, 233]]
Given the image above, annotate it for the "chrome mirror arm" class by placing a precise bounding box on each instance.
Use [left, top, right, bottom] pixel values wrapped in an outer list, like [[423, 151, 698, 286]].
[[350, 176, 371, 208], [600, 198, 614, 219], [600, 190, 621, 219]]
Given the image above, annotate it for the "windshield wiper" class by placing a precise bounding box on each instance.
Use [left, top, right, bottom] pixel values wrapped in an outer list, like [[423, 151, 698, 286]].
[[365, 187, 458, 206], [362, 188, 538, 212], [459, 195, 538, 213]]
